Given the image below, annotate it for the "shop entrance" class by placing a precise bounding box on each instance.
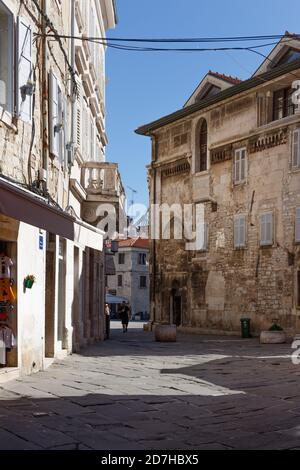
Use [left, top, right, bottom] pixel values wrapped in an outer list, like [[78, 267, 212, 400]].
[[0, 215, 18, 371], [44, 233, 56, 358]]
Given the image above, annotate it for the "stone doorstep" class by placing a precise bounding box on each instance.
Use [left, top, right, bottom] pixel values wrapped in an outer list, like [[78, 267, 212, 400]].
[[0, 368, 20, 384]]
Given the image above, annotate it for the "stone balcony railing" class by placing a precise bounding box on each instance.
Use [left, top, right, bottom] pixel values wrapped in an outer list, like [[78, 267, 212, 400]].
[[81, 162, 125, 198]]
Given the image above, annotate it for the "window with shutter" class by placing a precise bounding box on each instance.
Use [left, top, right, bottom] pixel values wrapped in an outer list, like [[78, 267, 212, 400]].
[[292, 129, 300, 169], [49, 72, 60, 157], [260, 212, 274, 246], [75, 79, 82, 151], [234, 148, 247, 184], [197, 222, 208, 251], [296, 208, 300, 243], [234, 215, 246, 248], [17, 16, 32, 122], [0, 2, 13, 113]]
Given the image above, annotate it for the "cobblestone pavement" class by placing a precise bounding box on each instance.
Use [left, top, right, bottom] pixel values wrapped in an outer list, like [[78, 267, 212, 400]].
[[0, 323, 300, 450]]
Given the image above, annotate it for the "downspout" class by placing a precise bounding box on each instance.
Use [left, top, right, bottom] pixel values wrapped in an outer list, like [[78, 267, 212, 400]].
[[70, 0, 76, 168], [41, 0, 48, 191], [150, 134, 158, 324]]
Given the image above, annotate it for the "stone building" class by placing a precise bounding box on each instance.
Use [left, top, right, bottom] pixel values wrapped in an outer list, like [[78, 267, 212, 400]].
[[107, 237, 150, 320], [0, 0, 118, 380], [136, 34, 300, 336]]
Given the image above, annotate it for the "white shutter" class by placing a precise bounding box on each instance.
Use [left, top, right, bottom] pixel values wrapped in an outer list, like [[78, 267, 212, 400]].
[[260, 213, 273, 246], [62, 96, 68, 168], [17, 16, 32, 122], [240, 150, 246, 181], [234, 216, 246, 247], [49, 72, 59, 157], [296, 208, 300, 242], [293, 129, 300, 168], [76, 80, 82, 151], [234, 150, 240, 183]]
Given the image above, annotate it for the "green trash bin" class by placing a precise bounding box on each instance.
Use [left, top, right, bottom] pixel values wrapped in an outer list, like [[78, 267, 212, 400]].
[[240, 318, 251, 338]]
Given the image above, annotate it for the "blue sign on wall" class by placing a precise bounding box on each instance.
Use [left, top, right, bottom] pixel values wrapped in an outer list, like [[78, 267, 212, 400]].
[[39, 235, 44, 250]]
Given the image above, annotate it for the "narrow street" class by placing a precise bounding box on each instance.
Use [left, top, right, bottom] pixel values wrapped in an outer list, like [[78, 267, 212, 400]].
[[0, 324, 300, 450]]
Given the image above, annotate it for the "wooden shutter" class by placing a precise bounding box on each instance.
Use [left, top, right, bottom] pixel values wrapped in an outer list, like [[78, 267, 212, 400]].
[[76, 79, 82, 152], [240, 149, 246, 181], [296, 208, 300, 242], [17, 16, 32, 122]]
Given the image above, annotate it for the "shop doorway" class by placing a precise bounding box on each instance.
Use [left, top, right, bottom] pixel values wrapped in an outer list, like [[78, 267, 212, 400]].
[[44, 233, 56, 358], [0, 235, 18, 370], [57, 238, 66, 349], [170, 284, 182, 327]]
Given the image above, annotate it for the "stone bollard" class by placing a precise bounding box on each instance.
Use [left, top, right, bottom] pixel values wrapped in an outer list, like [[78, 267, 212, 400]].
[[154, 324, 177, 342]]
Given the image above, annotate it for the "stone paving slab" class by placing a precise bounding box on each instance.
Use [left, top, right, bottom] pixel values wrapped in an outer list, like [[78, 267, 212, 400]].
[[0, 325, 299, 449]]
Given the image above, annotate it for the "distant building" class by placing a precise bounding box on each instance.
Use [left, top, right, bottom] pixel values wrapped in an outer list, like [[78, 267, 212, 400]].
[[136, 33, 300, 336], [107, 238, 150, 320]]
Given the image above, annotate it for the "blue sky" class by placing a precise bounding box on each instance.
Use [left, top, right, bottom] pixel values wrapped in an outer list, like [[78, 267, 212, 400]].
[[105, 0, 300, 209]]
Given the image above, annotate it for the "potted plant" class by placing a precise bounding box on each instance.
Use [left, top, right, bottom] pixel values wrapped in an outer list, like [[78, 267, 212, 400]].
[[24, 275, 36, 289], [260, 321, 286, 344]]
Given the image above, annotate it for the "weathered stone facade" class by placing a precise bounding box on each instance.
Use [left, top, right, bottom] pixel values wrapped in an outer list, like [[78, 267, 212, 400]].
[[137, 37, 300, 336]]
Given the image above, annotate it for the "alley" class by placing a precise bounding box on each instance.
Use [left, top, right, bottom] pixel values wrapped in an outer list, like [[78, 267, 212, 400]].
[[0, 325, 300, 450]]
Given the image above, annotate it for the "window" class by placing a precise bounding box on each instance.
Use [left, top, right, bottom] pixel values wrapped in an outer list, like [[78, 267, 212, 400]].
[[117, 275, 123, 287], [49, 71, 66, 166], [273, 87, 295, 121], [118, 253, 125, 265], [138, 253, 146, 265], [277, 49, 300, 67], [196, 222, 208, 251], [195, 119, 208, 172], [0, 2, 13, 114], [260, 212, 274, 246], [292, 129, 300, 169], [296, 208, 300, 243], [139, 276, 147, 288], [234, 215, 246, 248], [234, 148, 247, 184]]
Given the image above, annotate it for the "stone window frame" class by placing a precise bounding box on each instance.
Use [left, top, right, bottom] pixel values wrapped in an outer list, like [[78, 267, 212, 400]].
[[194, 117, 209, 175], [233, 214, 247, 249]]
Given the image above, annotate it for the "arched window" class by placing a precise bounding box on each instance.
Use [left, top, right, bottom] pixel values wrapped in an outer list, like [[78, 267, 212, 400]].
[[195, 119, 208, 173]]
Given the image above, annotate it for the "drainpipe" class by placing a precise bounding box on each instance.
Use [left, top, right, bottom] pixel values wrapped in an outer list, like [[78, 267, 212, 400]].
[[70, 0, 76, 167], [41, 0, 48, 191], [150, 134, 158, 324]]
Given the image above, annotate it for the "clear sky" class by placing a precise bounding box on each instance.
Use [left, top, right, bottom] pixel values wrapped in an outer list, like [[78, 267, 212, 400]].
[[105, 0, 300, 209]]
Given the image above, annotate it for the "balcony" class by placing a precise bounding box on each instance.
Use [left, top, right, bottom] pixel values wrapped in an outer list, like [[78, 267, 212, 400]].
[[81, 162, 124, 197]]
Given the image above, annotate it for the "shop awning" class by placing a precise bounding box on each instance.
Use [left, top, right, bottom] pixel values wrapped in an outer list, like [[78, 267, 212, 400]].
[[0, 178, 75, 240], [74, 220, 104, 251], [106, 294, 128, 305]]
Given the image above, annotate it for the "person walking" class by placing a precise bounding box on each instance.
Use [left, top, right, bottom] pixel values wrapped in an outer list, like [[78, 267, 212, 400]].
[[105, 303, 111, 339], [119, 301, 131, 333]]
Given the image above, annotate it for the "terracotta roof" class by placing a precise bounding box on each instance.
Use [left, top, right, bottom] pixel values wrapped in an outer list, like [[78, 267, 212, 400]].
[[107, 237, 149, 249], [208, 70, 243, 85]]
